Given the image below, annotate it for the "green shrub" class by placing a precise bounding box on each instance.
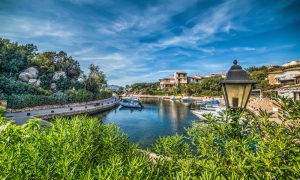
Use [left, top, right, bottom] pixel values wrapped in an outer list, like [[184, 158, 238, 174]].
[[151, 98, 300, 179], [95, 90, 112, 100], [0, 98, 299, 179], [0, 116, 150, 179], [0, 106, 5, 117], [66, 89, 94, 102]]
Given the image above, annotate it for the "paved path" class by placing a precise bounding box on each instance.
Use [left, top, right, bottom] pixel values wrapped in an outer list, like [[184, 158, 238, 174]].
[[5, 97, 119, 125]]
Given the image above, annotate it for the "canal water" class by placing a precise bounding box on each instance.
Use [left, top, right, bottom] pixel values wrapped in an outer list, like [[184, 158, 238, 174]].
[[94, 98, 199, 148]]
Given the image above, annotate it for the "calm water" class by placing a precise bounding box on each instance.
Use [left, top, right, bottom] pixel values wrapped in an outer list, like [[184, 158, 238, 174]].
[[95, 98, 199, 148]]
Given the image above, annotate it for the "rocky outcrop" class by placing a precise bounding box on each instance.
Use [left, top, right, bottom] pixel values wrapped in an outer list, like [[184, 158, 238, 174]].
[[28, 79, 41, 87], [50, 83, 57, 91], [19, 67, 39, 82], [53, 71, 66, 81]]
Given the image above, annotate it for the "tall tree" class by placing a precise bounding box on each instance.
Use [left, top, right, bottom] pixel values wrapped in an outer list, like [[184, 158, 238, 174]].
[[0, 38, 37, 77], [84, 64, 107, 93]]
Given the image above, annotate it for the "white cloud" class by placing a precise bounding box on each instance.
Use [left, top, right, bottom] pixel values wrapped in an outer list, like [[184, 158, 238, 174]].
[[0, 16, 73, 39], [157, 0, 250, 48], [232, 47, 257, 52]]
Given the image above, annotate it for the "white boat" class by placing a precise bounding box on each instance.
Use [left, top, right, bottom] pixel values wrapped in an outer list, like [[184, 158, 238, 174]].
[[181, 97, 193, 106], [120, 98, 143, 108], [122, 97, 139, 102], [170, 96, 176, 101], [194, 100, 206, 106], [191, 107, 225, 120]]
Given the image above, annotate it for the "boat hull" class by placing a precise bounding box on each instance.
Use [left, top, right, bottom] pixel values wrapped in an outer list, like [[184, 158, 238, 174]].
[[119, 101, 142, 108]]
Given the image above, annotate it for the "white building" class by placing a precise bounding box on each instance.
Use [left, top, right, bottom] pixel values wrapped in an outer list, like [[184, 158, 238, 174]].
[[277, 75, 300, 100], [282, 60, 300, 67]]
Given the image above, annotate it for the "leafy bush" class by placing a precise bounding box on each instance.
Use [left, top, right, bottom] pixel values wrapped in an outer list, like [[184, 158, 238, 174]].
[[96, 90, 113, 100], [66, 89, 94, 102], [0, 106, 5, 117], [152, 98, 300, 179], [0, 116, 147, 179], [0, 98, 299, 179]]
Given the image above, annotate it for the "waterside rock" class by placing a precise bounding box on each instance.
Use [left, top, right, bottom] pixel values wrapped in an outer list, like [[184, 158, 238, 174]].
[[50, 83, 57, 91]]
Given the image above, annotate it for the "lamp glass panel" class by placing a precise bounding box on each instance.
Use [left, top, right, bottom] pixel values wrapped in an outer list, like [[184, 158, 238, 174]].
[[224, 84, 252, 108]]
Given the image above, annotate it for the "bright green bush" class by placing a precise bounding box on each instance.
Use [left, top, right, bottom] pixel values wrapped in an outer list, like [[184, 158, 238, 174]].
[[0, 106, 5, 117], [0, 116, 152, 179]]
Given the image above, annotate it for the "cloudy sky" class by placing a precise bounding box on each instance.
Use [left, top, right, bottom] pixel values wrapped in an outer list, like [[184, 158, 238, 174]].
[[0, 0, 300, 85]]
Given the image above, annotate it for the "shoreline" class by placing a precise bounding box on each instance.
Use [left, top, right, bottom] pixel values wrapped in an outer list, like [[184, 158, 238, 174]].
[[121, 94, 223, 101], [6, 98, 116, 113], [5, 97, 119, 125]]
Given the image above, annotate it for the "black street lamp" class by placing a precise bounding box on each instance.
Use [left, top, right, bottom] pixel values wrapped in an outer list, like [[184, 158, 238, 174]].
[[221, 60, 256, 109]]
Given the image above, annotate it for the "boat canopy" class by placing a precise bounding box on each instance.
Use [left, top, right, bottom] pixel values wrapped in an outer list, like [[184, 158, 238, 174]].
[[207, 100, 220, 105]]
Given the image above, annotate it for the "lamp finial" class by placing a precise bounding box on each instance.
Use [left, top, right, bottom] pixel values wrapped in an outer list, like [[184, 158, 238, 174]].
[[233, 59, 238, 65]]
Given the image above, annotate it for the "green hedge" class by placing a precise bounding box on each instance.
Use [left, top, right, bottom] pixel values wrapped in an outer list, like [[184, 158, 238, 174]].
[[0, 94, 68, 109], [0, 76, 49, 95], [0, 90, 112, 109]]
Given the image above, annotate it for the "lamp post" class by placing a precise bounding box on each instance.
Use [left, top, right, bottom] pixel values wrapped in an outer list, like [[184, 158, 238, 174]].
[[221, 60, 256, 109]]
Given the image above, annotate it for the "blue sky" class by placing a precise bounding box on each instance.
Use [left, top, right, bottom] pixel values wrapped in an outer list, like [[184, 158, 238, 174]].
[[0, 0, 300, 85]]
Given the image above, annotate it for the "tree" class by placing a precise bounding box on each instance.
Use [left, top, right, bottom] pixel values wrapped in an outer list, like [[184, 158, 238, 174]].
[[0, 38, 37, 77], [84, 64, 107, 94], [29, 52, 56, 74], [84, 77, 99, 94], [88, 64, 107, 85], [53, 51, 82, 79]]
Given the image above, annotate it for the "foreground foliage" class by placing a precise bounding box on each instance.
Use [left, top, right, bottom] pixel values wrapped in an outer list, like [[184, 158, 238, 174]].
[[0, 116, 152, 179], [0, 98, 299, 179]]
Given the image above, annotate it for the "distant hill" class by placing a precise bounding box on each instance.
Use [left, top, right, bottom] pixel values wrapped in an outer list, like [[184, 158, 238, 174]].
[[105, 85, 122, 91]]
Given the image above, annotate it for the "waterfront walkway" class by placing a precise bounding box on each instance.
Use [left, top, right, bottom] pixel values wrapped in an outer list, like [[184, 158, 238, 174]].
[[5, 97, 119, 125]]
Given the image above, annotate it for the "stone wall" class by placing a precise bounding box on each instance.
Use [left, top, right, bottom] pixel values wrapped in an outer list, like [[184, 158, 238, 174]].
[[7, 98, 116, 113], [37, 101, 119, 121]]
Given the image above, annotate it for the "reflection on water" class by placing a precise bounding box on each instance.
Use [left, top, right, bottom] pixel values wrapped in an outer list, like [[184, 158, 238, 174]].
[[94, 98, 199, 148]]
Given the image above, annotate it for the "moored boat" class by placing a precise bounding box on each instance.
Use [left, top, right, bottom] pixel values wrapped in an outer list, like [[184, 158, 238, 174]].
[[170, 96, 176, 101], [120, 97, 143, 108], [191, 106, 225, 120], [181, 97, 193, 106]]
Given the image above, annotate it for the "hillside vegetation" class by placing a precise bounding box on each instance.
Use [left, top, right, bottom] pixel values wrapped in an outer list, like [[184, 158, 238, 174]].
[[0, 38, 111, 109], [126, 75, 224, 96]]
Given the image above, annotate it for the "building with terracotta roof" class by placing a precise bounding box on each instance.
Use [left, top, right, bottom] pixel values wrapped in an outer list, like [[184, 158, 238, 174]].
[[159, 72, 206, 90], [275, 68, 300, 100], [268, 67, 300, 85]]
